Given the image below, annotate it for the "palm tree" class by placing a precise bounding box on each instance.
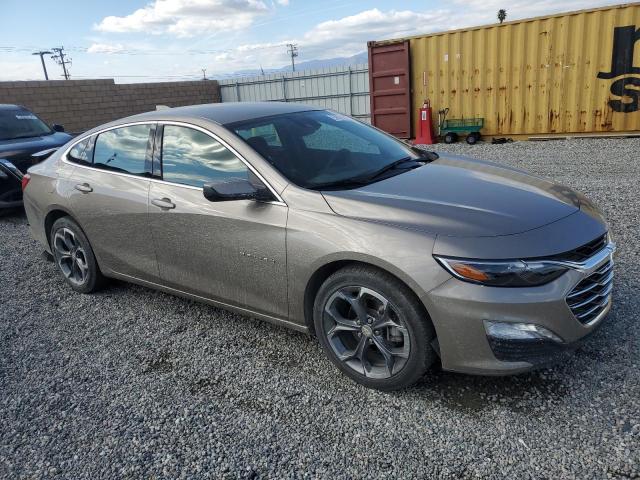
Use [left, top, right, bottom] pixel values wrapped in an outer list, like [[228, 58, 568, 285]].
[[497, 9, 507, 23]]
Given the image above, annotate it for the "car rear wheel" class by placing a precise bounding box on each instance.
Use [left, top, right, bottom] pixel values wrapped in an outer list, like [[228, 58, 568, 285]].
[[314, 265, 436, 391], [50, 217, 105, 293]]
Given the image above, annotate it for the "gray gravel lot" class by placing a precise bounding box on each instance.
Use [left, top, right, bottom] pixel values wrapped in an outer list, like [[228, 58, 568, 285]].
[[1, 138, 639, 479]]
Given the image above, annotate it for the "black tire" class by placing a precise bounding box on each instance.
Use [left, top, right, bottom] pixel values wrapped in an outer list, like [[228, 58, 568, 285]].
[[466, 132, 480, 145], [50, 216, 106, 293], [443, 132, 458, 144], [313, 265, 436, 391]]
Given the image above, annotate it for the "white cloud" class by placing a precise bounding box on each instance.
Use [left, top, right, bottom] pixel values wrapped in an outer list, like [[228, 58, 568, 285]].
[[0, 57, 49, 81], [209, 8, 452, 72], [276, 0, 289, 5], [95, 0, 270, 37], [300, 9, 450, 58], [87, 43, 126, 54]]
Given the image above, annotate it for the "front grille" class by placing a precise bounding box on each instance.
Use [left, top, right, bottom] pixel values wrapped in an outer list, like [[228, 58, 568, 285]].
[[548, 234, 608, 262], [566, 259, 613, 324]]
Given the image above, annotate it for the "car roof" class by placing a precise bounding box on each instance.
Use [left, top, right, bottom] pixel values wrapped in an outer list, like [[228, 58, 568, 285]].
[[123, 102, 322, 126]]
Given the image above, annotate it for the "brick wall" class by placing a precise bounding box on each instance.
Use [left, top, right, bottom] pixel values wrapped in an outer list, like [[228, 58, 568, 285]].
[[0, 79, 221, 134]]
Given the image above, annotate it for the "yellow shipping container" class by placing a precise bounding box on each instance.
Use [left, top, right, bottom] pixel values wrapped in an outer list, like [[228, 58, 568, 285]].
[[372, 3, 640, 138]]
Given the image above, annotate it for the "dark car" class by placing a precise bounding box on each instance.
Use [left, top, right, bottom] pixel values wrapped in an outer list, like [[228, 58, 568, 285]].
[[0, 104, 72, 212]]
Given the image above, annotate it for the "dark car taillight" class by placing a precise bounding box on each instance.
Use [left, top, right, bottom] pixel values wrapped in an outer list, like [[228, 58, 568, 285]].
[[21, 174, 31, 191]]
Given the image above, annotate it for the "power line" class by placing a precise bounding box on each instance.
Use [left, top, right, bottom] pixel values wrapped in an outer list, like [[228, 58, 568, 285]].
[[51, 46, 71, 79], [287, 43, 298, 72], [1, 43, 290, 57], [31, 50, 52, 80]]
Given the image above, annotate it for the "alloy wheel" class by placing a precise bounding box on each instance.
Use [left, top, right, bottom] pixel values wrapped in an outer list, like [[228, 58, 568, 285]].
[[323, 286, 410, 379], [53, 227, 89, 286]]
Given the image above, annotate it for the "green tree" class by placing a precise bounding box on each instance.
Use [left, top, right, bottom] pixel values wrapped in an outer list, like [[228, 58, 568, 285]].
[[497, 9, 507, 23]]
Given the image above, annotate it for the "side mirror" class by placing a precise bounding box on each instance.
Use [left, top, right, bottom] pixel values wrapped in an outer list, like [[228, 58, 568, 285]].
[[51, 124, 65, 132], [203, 178, 272, 202]]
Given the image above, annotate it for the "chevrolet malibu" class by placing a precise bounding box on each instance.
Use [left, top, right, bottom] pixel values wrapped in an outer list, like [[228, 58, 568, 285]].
[[22, 103, 615, 391]]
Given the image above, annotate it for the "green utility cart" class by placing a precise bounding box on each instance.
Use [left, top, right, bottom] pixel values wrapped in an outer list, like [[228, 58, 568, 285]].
[[438, 109, 484, 144]]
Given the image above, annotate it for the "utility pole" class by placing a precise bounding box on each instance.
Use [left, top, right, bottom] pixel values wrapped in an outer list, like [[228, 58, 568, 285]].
[[286, 43, 298, 72], [32, 50, 52, 80], [201, 68, 207, 80], [51, 47, 71, 80]]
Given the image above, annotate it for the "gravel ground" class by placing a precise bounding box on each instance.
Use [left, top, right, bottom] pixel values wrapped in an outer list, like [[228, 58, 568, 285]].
[[1, 138, 639, 479]]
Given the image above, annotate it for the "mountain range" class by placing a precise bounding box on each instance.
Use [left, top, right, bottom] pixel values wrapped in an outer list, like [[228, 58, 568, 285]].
[[219, 52, 368, 78]]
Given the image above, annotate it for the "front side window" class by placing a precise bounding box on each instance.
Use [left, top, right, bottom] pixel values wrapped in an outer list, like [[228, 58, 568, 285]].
[[93, 125, 151, 176], [230, 110, 423, 190], [161, 125, 248, 188]]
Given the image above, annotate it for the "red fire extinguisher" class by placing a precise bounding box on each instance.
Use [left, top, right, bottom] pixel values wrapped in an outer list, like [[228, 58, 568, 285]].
[[413, 100, 436, 145]]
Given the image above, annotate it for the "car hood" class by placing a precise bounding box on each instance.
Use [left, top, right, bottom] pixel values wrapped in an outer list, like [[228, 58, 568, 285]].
[[322, 155, 589, 237], [0, 132, 72, 172]]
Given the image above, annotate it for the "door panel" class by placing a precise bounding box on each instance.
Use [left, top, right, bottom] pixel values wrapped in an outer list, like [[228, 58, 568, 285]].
[[148, 182, 288, 318], [68, 168, 157, 280], [368, 40, 411, 138], [67, 123, 159, 281]]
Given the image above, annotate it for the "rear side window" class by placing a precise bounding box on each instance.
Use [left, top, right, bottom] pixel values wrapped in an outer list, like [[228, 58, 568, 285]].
[[161, 125, 248, 188], [93, 125, 152, 176], [67, 136, 95, 165]]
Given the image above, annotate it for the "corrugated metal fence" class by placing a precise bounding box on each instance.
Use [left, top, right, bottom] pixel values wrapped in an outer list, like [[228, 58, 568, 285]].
[[218, 64, 370, 122]]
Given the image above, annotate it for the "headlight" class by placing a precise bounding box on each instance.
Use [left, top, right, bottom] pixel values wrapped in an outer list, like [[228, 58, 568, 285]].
[[434, 256, 568, 287]]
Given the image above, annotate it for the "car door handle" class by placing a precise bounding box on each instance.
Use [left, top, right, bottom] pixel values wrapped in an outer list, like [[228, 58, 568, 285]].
[[151, 197, 176, 210], [74, 183, 93, 193]]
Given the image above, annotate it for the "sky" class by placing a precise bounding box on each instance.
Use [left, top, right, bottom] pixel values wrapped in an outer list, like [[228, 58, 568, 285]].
[[0, 0, 626, 82]]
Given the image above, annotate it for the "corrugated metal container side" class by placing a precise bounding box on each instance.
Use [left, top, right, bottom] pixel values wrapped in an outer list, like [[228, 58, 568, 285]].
[[374, 3, 640, 137], [218, 64, 371, 122]]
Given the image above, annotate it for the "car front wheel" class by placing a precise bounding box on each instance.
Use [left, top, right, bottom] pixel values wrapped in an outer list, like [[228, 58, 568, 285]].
[[314, 265, 436, 391]]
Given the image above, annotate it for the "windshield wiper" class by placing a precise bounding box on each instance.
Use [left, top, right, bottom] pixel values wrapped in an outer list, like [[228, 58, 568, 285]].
[[310, 157, 426, 191], [309, 178, 371, 190], [2, 132, 51, 140], [355, 157, 423, 183], [2, 134, 38, 140], [411, 146, 439, 161]]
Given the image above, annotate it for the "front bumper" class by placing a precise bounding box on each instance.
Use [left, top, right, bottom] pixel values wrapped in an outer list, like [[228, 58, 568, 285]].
[[424, 244, 614, 375]]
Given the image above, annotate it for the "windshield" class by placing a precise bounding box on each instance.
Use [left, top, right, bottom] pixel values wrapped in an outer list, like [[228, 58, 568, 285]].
[[0, 109, 52, 141], [230, 110, 427, 189]]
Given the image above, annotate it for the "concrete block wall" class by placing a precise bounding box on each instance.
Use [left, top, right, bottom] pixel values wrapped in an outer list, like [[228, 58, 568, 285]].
[[0, 79, 221, 134]]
